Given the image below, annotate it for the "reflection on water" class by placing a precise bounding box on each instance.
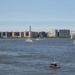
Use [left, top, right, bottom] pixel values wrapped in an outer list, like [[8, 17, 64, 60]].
[[0, 38, 75, 75]]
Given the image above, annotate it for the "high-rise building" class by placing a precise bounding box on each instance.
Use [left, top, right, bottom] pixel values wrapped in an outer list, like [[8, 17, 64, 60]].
[[29, 26, 31, 32], [29, 26, 31, 38]]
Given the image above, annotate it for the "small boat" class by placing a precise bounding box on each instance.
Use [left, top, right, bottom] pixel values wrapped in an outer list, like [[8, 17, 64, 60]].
[[49, 63, 60, 69], [26, 38, 33, 42], [36, 38, 40, 40]]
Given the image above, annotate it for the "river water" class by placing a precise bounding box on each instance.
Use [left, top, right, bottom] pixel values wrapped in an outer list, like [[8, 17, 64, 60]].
[[0, 38, 75, 75]]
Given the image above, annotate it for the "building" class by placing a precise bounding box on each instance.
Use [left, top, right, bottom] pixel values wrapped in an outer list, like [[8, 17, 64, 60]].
[[6, 32, 12, 38], [31, 32, 38, 38], [0, 32, 1, 37], [47, 29, 58, 38], [23, 26, 38, 38], [23, 31, 30, 38], [0, 32, 8, 38], [70, 31, 75, 39], [23, 31, 38, 38], [39, 31, 46, 38], [59, 30, 70, 38], [12, 32, 22, 38], [21, 32, 24, 38], [23, 26, 32, 38]]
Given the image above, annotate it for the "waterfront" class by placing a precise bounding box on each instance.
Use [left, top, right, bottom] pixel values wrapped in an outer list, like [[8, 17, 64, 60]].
[[0, 38, 75, 75]]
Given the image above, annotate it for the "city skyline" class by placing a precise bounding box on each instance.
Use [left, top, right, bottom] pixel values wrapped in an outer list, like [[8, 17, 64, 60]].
[[0, 0, 75, 32]]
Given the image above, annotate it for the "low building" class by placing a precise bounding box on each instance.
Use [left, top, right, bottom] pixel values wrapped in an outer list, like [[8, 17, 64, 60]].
[[21, 32, 24, 38], [70, 31, 75, 39], [0, 32, 2, 38], [5, 32, 12, 38], [47, 29, 58, 38], [31, 32, 38, 38], [24, 31, 30, 38], [39, 31, 46, 38], [24, 31, 38, 38], [12, 32, 22, 38], [59, 30, 70, 38], [8, 32, 12, 37], [1, 32, 8, 38]]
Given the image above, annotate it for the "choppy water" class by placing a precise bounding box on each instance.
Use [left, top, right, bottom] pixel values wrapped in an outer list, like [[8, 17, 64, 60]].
[[0, 38, 75, 75]]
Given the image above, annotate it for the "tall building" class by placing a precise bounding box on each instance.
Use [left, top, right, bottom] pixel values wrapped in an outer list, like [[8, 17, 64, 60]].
[[29, 26, 31, 32], [59, 30, 70, 38], [29, 26, 32, 38], [47, 29, 58, 38]]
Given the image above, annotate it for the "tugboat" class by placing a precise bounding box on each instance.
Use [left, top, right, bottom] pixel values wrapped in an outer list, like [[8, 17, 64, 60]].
[[49, 63, 60, 69]]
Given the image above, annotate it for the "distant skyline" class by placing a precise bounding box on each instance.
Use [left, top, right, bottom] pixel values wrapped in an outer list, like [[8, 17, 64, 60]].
[[0, 0, 75, 32]]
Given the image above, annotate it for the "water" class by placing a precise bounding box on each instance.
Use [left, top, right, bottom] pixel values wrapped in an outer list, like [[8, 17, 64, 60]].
[[0, 38, 75, 75]]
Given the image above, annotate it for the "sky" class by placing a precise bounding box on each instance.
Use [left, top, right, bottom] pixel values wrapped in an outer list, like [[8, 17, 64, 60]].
[[0, 0, 75, 32]]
